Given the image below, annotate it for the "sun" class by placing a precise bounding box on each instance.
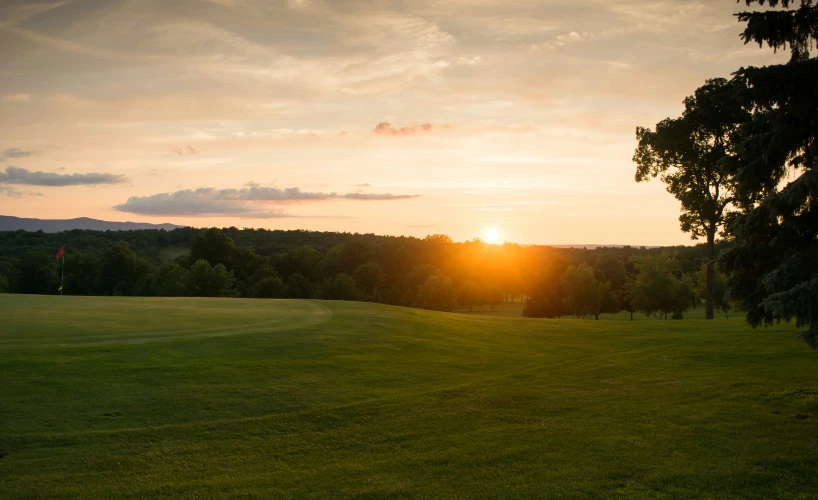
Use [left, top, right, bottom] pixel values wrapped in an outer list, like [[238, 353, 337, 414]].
[[485, 228, 500, 244]]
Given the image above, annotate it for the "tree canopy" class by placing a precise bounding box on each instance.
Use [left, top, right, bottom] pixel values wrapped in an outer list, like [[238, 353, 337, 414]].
[[720, 0, 818, 346], [634, 77, 749, 319]]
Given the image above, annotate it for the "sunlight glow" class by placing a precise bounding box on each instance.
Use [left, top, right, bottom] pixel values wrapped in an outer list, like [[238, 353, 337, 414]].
[[485, 228, 500, 244]]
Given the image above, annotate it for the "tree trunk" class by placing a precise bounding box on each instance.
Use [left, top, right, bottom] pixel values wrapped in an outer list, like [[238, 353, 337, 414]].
[[630, 311, 633, 321], [595, 313, 599, 320], [705, 232, 715, 320]]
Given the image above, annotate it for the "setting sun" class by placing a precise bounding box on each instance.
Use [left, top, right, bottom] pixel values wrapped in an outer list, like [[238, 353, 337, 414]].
[[485, 228, 500, 244]]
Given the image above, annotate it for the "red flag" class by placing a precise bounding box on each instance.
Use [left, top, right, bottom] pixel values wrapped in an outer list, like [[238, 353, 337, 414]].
[[56, 245, 64, 260]]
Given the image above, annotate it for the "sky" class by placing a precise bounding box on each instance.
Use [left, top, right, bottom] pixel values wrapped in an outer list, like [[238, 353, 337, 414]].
[[0, 0, 788, 246]]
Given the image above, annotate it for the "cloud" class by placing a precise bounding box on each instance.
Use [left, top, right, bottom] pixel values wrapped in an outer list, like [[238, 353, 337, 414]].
[[456, 56, 482, 66], [114, 185, 420, 217], [351, 183, 371, 187], [0, 148, 38, 161], [0, 185, 22, 197], [216, 185, 419, 202], [0, 166, 128, 186], [373, 121, 434, 136], [342, 192, 417, 200], [114, 189, 294, 218], [0, 185, 42, 197], [2, 93, 30, 103], [170, 145, 199, 155], [532, 28, 629, 52]]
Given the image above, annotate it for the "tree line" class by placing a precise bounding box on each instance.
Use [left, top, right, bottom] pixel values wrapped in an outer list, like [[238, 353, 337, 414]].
[[0, 227, 722, 319], [523, 252, 729, 320]]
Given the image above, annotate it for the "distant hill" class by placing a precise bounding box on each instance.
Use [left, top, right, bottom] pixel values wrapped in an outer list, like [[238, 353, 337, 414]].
[[0, 216, 184, 233]]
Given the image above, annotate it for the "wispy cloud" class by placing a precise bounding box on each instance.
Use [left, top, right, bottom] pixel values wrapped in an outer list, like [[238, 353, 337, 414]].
[[342, 192, 417, 200], [171, 145, 199, 155], [0, 185, 42, 197], [0, 185, 22, 197], [1, 93, 30, 103], [114, 185, 420, 217], [0, 166, 128, 186], [0, 148, 38, 161], [216, 185, 419, 202], [373, 121, 434, 136]]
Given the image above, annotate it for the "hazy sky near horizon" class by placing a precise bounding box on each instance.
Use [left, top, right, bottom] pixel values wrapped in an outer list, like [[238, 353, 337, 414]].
[[0, 0, 787, 245]]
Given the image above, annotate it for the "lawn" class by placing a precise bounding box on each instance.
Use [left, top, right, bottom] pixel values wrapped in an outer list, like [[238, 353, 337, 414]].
[[1, 295, 816, 499]]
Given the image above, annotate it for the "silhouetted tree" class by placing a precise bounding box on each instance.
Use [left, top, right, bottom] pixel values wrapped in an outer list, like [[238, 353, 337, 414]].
[[152, 261, 189, 296], [63, 252, 99, 295], [353, 262, 384, 295], [187, 259, 237, 297], [484, 284, 504, 312], [418, 274, 457, 312], [15, 251, 58, 295], [314, 273, 366, 301], [721, 0, 818, 347], [404, 264, 442, 306], [250, 276, 287, 299], [523, 255, 568, 318], [561, 262, 603, 319], [190, 228, 235, 268], [280, 245, 322, 280], [340, 239, 376, 274], [628, 254, 695, 319], [694, 263, 730, 318], [286, 272, 314, 299], [458, 280, 482, 311], [634, 78, 749, 319], [595, 254, 627, 291], [99, 241, 152, 296], [313, 245, 344, 281], [595, 254, 626, 316]]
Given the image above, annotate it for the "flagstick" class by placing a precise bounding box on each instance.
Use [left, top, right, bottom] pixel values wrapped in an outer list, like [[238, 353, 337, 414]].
[[61, 253, 64, 296]]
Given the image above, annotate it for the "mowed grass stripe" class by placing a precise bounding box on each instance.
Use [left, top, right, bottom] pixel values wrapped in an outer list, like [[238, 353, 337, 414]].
[[0, 296, 332, 348]]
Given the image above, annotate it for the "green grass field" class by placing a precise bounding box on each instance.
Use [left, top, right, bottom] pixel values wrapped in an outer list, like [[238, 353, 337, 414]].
[[1, 295, 816, 499]]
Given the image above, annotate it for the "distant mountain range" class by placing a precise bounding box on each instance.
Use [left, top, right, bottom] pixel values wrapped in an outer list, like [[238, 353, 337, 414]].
[[0, 216, 184, 233]]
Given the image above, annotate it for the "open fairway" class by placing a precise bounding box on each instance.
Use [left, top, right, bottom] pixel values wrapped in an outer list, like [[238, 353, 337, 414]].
[[1, 295, 816, 499]]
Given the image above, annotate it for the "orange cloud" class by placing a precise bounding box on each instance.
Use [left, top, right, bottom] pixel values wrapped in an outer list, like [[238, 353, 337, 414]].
[[373, 121, 434, 136]]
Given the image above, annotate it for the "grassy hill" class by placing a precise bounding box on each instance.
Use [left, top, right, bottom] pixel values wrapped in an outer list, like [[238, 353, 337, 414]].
[[1, 295, 816, 498]]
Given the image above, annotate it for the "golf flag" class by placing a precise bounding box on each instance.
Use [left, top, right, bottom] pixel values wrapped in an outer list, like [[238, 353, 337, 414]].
[[58, 286, 63, 292], [56, 245, 64, 260]]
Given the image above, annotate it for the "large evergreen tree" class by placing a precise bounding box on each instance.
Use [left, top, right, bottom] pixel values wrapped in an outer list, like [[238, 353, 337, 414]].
[[721, 0, 818, 346]]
